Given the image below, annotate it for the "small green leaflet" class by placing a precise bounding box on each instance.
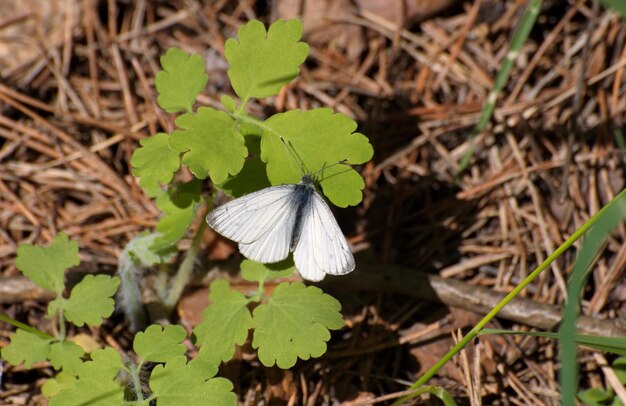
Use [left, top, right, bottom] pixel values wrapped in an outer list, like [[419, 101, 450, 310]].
[[251, 282, 344, 368], [77, 347, 123, 381], [613, 357, 626, 384], [48, 275, 119, 327], [1, 329, 50, 368], [225, 19, 309, 101], [218, 156, 271, 198], [189, 345, 219, 380], [193, 280, 252, 364], [48, 341, 84, 375], [577, 387, 616, 406], [130, 133, 181, 197], [149, 356, 237, 406], [169, 107, 247, 183], [241, 259, 295, 284], [48, 348, 124, 405], [49, 378, 123, 406], [125, 231, 177, 267], [134, 324, 187, 363], [261, 108, 373, 207], [15, 233, 79, 293], [156, 47, 208, 113], [42, 372, 77, 398], [153, 180, 202, 249]]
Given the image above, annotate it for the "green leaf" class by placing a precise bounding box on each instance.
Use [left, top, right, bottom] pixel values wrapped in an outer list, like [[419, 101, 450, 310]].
[[577, 387, 614, 406], [125, 231, 177, 267], [48, 341, 84, 375], [225, 19, 309, 101], [134, 324, 187, 363], [241, 259, 295, 284], [156, 48, 208, 113], [602, 0, 626, 20], [78, 347, 123, 381], [1, 329, 50, 368], [169, 107, 247, 183], [150, 356, 236, 406], [261, 108, 373, 207], [218, 156, 271, 197], [221, 95, 237, 113], [42, 372, 77, 398], [193, 280, 252, 365], [48, 347, 124, 405], [15, 232, 79, 293], [612, 357, 626, 385], [189, 345, 220, 380], [153, 180, 202, 249], [251, 282, 343, 368], [130, 133, 181, 197], [62, 275, 120, 327]]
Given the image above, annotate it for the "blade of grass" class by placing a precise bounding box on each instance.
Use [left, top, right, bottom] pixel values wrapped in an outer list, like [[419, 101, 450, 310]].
[[560, 191, 626, 406], [601, 0, 626, 19], [392, 187, 626, 405], [480, 329, 626, 356], [458, 0, 542, 174]]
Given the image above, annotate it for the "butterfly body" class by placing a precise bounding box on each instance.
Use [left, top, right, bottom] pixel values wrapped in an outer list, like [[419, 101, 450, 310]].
[[206, 174, 355, 281]]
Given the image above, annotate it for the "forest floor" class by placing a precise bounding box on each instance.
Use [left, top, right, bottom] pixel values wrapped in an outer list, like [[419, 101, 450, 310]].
[[1, 0, 626, 405]]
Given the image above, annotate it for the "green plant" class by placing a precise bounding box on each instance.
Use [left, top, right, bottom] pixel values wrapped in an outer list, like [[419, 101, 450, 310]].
[[1, 234, 236, 404], [124, 17, 372, 367], [1, 18, 373, 403]]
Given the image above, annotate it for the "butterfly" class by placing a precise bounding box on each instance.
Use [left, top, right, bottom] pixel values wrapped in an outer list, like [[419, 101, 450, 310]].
[[205, 172, 355, 281]]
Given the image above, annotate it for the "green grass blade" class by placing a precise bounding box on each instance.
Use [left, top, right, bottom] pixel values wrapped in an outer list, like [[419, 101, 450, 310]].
[[458, 0, 542, 174], [393, 187, 626, 406], [560, 191, 626, 406], [480, 329, 626, 356]]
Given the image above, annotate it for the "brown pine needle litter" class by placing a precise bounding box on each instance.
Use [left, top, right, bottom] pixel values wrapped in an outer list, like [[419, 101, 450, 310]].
[[1, 0, 625, 404]]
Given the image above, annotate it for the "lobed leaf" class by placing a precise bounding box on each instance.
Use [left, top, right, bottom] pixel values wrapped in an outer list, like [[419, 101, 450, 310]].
[[15, 233, 79, 293], [48, 341, 84, 375], [261, 108, 373, 207], [130, 133, 181, 197], [240, 259, 295, 284], [169, 107, 247, 183], [218, 156, 271, 198], [1, 329, 50, 368], [77, 347, 123, 381], [125, 231, 177, 267], [251, 282, 344, 368], [153, 180, 202, 249], [48, 347, 124, 405], [193, 280, 252, 364], [150, 356, 236, 406], [225, 19, 308, 100], [134, 324, 187, 363], [42, 372, 77, 398], [62, 275, 120, 327], [156, 47, 208, 113]]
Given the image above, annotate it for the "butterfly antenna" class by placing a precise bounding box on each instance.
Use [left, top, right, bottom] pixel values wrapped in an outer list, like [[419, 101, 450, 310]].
[[279, 137, 310, 175], [315, 158, 350, 182]]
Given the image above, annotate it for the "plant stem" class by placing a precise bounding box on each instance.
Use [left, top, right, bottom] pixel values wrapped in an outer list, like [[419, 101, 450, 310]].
[[156, 262, 170, 300], [129, 363, 145, 402], [58, 308, 66, 341], [393, 187, 626, 405], [0, 313, 53, 339], [164, 203, 208, 310]]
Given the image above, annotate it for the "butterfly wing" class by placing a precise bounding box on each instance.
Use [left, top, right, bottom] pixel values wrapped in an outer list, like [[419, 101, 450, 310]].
[[206, 185, 297, 263], [293, 191, 355, 281]]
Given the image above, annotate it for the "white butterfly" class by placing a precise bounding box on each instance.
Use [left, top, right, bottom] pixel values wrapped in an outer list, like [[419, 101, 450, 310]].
[[206, 173, 355, 281]]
